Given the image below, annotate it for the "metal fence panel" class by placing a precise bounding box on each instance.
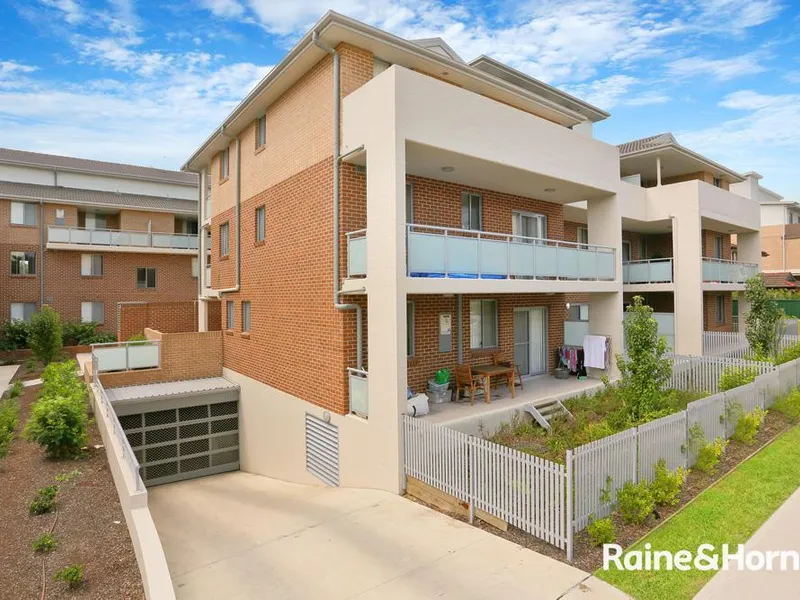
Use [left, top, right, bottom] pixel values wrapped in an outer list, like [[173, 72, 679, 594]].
[[637, 411, 687, 482], [669, 354, 775, 394], [404, 416, 470, 502], [686, 393, 726, 465], [572, 428, 637, 531]]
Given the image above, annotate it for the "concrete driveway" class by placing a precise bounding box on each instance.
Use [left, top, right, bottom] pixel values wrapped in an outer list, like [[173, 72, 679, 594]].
[[149, 472, 626, 600]]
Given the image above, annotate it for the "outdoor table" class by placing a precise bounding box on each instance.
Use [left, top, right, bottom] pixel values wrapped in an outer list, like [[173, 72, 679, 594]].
[[471, 364, 516, 403]]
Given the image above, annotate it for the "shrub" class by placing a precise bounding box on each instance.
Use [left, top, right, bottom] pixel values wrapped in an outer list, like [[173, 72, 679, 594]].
[[62, 321, 116, 346], [0, 319, 30, 351], [24, 362, 88, 458], [718, 366, 758, 392], [650, 459, 688, 507], [587, 515, 616, 546], [581, 420, 614, 443], [732, 407, 767, 445], [5, 380, 23, 399], [28, 306, 63, 365], [32, 533, 58, 553], [616, 297, 673, 420], [775, 342, 800, 366], [617, 480, 655, 525], [128, 333, 147, 342], [696, 437, 728, 474], [53, 565, 84, 589], [29, 486, 59, 515], [0, 397, 20, 460], [744, 275, 785, 357], [773, 389, 800, 423]]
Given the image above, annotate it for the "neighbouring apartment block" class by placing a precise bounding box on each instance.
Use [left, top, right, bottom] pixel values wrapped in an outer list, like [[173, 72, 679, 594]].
[[168, 12, 764, 493], [0, 148, 200, 332]]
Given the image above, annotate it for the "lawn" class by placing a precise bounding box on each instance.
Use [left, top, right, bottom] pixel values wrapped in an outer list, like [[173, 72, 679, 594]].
[[597, 425, 800, 600], [489, 384, 707, 462]]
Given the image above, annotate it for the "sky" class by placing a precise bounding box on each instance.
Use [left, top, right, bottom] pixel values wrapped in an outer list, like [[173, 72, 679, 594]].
[[0, 0, 798, 200]]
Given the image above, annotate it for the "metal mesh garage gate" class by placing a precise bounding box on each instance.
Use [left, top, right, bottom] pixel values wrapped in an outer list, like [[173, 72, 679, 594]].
[[118, 400, 239, 486]]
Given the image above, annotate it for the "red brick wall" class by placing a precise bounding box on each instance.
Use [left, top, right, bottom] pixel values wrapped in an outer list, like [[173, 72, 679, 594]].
[[117, 301, 215, 340], [406, 293, 566, 393], [702, 230, 732, 260], [703, 292, 734, 332]]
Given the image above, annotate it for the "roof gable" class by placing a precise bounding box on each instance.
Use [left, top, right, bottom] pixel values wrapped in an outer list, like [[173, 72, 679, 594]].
[[410, 38, 464, 63]]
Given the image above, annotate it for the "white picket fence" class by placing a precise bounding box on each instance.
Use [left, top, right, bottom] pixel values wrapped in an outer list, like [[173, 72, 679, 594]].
[[668, 353, 775, 394], [703, 331, 800, 359], [404, 354, 796, 562], [404, 416, 572, 556]]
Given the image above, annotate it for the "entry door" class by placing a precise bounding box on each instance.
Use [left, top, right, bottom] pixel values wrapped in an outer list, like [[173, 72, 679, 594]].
[[514, 307, 548, 376]]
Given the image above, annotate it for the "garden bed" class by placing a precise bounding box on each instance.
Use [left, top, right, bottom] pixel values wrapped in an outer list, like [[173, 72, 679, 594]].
[[0, 384, 144, 599], [489, 384, 707, 463]]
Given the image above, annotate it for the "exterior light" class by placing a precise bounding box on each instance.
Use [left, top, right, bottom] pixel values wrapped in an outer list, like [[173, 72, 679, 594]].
[[441, 166, 455, 172], [545, 188, 556, 193]]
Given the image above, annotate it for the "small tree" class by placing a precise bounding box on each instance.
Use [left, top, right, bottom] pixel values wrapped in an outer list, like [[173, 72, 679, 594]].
[[616, 296, 672, 421], [27, 306, 63, 365], [743, 275, 784, 358]]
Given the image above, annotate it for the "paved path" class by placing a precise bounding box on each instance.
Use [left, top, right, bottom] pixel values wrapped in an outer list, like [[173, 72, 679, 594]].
[[149, 472, 628, 600], [0, 364, 19, 394], [695, 487, 800, 599]]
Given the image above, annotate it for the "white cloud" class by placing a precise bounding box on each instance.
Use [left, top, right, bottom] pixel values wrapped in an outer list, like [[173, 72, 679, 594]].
[[203, 0, 245, 19], [624, 91, 670, 106], [785, 71, 800, 84], [691, 0, 783, 31], [718, 89, 778, 110], [667, 53, 767, 81], [563, 75, 670, 110], [41, 0, 86, 25], [0, 61, 39, 90]]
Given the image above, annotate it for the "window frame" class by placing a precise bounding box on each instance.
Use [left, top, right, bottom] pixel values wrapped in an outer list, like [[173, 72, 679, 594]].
[[461, 191, 482, 231], [226, 300, 234, 330], [136, 267, 156, 289], [469, 299, 499, 350], [10, 302, 36, 322], [10, 201, 37, 226], [577, 226, 589, 248], [567, 303, 590, 322], [255, 206, 265, 242], [220, 222, 230, 257], [716, 295, 725, 324], [220, 147, 230, 180], [622, 240, 632, 262], [81, 301, 105, 324], [242, 300, 251, 333], [714, 234, 723, 259], [713, 177, 722, 188], [406, 301, 415, 357], [405, 182, 414, 225], [191, 256, 199, 278], [255, 115, 266, 149], [10, 251, 36, 276], [81, 253, 104, 277]]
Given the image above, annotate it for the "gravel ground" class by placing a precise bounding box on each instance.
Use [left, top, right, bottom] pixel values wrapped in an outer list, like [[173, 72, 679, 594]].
[[0, 384, 145, 599]]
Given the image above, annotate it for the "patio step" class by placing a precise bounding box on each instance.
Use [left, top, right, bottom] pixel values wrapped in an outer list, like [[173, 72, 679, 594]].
[[524, 399, 573, 432]]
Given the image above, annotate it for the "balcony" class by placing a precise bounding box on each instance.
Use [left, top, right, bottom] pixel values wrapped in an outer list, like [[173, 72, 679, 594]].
[[91, 340, 160, 373], [623, 259, 674, 284], [346, 225, 617, 292], [702, 258, 758, 285], [47, 226, 198, 254]]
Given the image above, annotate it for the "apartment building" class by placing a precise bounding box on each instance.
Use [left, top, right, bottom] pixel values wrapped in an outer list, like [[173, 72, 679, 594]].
[[731, 172, 799, 279], [183, 11, 630, 493], [0, 148, 199, 332]]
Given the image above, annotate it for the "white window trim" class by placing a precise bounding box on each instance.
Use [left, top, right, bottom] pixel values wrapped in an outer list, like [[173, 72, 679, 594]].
[[81, 301, 104, 324], [407, 301, 415, 357], [470, 299, 499, 350], [461, 192, 482, 231], [136, 267, 156, 289]]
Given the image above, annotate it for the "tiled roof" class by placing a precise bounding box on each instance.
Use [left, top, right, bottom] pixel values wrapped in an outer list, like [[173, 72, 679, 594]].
[[0, 147, 197, 185], [762, 272, 797, 288], [0, 180, 197, 214], [106, 377, 238, 403], [617, 133, 677, 156]]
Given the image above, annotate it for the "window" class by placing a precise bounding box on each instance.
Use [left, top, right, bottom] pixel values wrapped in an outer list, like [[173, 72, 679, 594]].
[[513, 211, 546, 241], [10, 202, 37, 226], [10, 302, 36, 322], [220, 223, 230, 256], [55, 209, 65, 226], [81, 254, 103, 276], [405, 183, 414, 224], [136, 267, 156, 289], [577, 227, 589, 248], [85, 212, 107, 230], [220, 147, 230, 180], [191, 257, 199, 277], [242, 301, 251, 333], [622, 241, 632, 262], [10, 251, 35, 275], [731, 248, 738, 262], [716, 295, 725, 324], [713, 177, 722, 188], [714, 235, 723, 259], [81, 302, 104, 324], [256, 116, 266, 148], [407, 301, 415, 357], [226, 301, 234, 329], [567, 303, 589, 322], [639, 237, 648, 260], [470, 299, 498, 349], [255, 206, 265, 242], [461, 192, 482, 231]]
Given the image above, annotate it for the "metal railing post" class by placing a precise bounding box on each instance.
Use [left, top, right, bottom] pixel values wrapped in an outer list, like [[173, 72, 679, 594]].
[[468, 437, 475, 525], [566, 449, 574, 562]]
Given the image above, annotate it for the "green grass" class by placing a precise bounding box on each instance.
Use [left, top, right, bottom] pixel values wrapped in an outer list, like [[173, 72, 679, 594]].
[[597, 425, 800, 600]]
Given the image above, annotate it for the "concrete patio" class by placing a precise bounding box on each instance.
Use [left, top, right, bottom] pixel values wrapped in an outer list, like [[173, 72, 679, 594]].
[[422, 374, 604, 435]]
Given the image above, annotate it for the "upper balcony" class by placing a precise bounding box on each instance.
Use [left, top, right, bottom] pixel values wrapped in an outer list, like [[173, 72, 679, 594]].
[[702, 257, 758, 285], [47, 225, 198, 255], [346, 225, 618, 294]]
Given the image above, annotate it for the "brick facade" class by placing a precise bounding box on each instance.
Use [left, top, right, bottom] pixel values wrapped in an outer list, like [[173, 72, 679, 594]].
[[701, 229, 732, 260], [117, 300, 221, 340], [703, 292, 734, 332]]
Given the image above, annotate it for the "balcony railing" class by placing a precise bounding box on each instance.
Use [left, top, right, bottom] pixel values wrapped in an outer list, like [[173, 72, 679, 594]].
[[623, 258, 674, 284], [348, 368, 368, 418], [48, 225, 199, 250], [702, 258, 758, 284], [346, 226, 616, 281], [91, 340, 160, 373]]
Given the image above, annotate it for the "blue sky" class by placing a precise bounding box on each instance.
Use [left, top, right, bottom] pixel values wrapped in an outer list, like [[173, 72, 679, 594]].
[[1, 0, 798, 200]]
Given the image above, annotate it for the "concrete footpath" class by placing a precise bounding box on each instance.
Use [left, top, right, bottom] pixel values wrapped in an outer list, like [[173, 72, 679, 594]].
[[0, 364, 19, 394], [695, 487, 800, 599], [150, 472, 628, 600]]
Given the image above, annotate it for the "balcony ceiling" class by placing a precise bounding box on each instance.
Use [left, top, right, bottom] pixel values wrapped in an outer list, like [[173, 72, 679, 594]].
[[402, 142, 611, 204], [701, 216, 754, 235], [620, 147, 738, 183]]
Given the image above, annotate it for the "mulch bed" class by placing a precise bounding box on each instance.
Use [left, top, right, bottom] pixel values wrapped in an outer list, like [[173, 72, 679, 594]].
[[408, 410, 794, 573], [3, 347, 91, 381], [0, 384, 145, 599]]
